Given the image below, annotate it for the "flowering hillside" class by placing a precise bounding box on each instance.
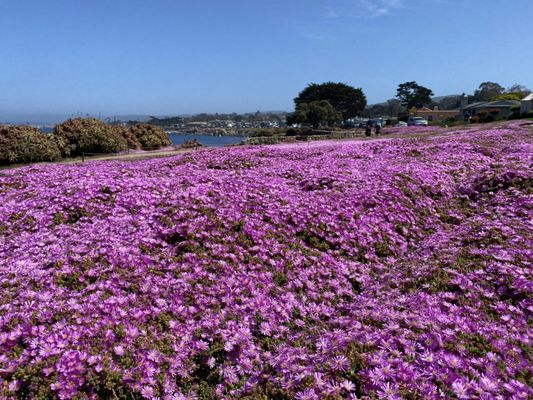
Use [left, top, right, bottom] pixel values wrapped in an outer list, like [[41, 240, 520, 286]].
[[0, 123, 531, 399]]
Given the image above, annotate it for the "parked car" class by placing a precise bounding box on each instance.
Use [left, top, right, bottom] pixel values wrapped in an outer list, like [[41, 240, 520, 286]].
[[372, 118, 385, 127], [361, 118, 384, 128], [407, 117, 428, 126], [395, 121, 408, 127]]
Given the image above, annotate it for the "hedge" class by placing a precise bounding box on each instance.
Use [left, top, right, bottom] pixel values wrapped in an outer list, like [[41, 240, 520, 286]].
[[128, 124, 172, 150], [53, 118, 128, 157], [0, 125, 61, 165]]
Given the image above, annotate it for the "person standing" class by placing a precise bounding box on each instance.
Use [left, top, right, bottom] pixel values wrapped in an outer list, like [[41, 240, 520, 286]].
[[365, 120, 372, 136]]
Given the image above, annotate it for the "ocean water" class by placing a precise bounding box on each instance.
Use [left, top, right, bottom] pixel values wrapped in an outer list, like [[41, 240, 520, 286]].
[[38, 127, 245, 148], [168, 133, 245, 147]]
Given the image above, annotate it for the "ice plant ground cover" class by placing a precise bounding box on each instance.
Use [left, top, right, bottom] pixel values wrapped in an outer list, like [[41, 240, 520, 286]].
[[0, 122, 531, 399]]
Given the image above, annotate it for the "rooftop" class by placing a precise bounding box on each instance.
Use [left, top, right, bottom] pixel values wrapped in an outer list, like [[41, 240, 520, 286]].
[[463, 100, 520, 109]]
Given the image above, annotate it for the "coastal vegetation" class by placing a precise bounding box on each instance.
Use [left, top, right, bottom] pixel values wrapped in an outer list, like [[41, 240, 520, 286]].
[[128, 123, 172, 150], [287, 82, 366, 127], [143, 112, 287, 127], [0, 125, 61, 165], [1, 79, 532, 167], [53, 118, 129, 157], [0, 122, 531, 398], [0, 119, 172, 166]]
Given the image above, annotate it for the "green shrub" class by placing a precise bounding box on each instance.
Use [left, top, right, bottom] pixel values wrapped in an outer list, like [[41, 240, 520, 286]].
[[128, 124, 171, 150], [286, 128, 299, 136], [53, 118, 128, 156], [111, 125, 141, 150], [0, 125, 61, 165], [509, 110, 533, 120], [507, 110, 533, 120], [491, 93, 522, 101], [246, 128, 286, 137], [180, 139, 202, 149]]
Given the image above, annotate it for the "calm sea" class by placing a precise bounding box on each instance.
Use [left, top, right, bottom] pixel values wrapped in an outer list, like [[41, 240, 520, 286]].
[[39, 128, 245, 148], [168, 133, 245, 148]]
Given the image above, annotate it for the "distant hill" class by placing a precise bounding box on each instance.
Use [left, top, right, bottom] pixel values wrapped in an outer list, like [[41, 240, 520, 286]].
[[366, 95, 461, 108], [432, 95, 461, 103]]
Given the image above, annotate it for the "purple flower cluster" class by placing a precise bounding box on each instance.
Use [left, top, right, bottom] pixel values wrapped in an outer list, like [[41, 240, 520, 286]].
[[0, 122, 531, 399], [383, 125, 446, 135]]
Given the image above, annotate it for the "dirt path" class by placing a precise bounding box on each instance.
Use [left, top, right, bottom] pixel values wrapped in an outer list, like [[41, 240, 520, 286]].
[[60, 148, 196, 164], [0, 148, 201, 171]]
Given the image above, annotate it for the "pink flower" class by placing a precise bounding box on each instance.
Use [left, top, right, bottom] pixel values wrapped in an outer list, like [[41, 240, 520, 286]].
[[8, 380, 20, 392], [113, 345, 125, 356], [341, 380, 356, 392], [452, 380, 470, 399]]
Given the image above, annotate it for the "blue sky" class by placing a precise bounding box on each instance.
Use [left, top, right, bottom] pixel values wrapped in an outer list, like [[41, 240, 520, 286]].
[[1, 0, 532, 116]]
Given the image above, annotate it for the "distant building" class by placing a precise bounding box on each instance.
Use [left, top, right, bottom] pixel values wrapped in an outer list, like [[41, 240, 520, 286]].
[[415, 106, 460, 122], [520, 93, 533, 114], [461, 101, 486, 115], [462, 100, 520, 118], [185, 122, 208, 128]]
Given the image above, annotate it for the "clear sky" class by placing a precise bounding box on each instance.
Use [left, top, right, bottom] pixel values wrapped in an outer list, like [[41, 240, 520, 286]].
[[1, 0, 532, 117]]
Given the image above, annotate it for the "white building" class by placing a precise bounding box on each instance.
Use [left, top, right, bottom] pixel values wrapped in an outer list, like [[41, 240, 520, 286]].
[[520, 93, 533, 114]]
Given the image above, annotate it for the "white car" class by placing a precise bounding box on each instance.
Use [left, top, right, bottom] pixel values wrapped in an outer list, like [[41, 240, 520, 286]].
[[407, 117, 428, 126], [395, 121, 408, 127]]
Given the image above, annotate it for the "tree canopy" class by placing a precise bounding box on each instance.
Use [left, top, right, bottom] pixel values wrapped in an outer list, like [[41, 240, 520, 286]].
[[286, 100, 342, 129], [506, 84, 531, 98], [396, 81, 434, 109], [436, 95, 462, 110], [473, 82, 504, 102], [294, 82, 366, 120], [490, 93, 523, 102]]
